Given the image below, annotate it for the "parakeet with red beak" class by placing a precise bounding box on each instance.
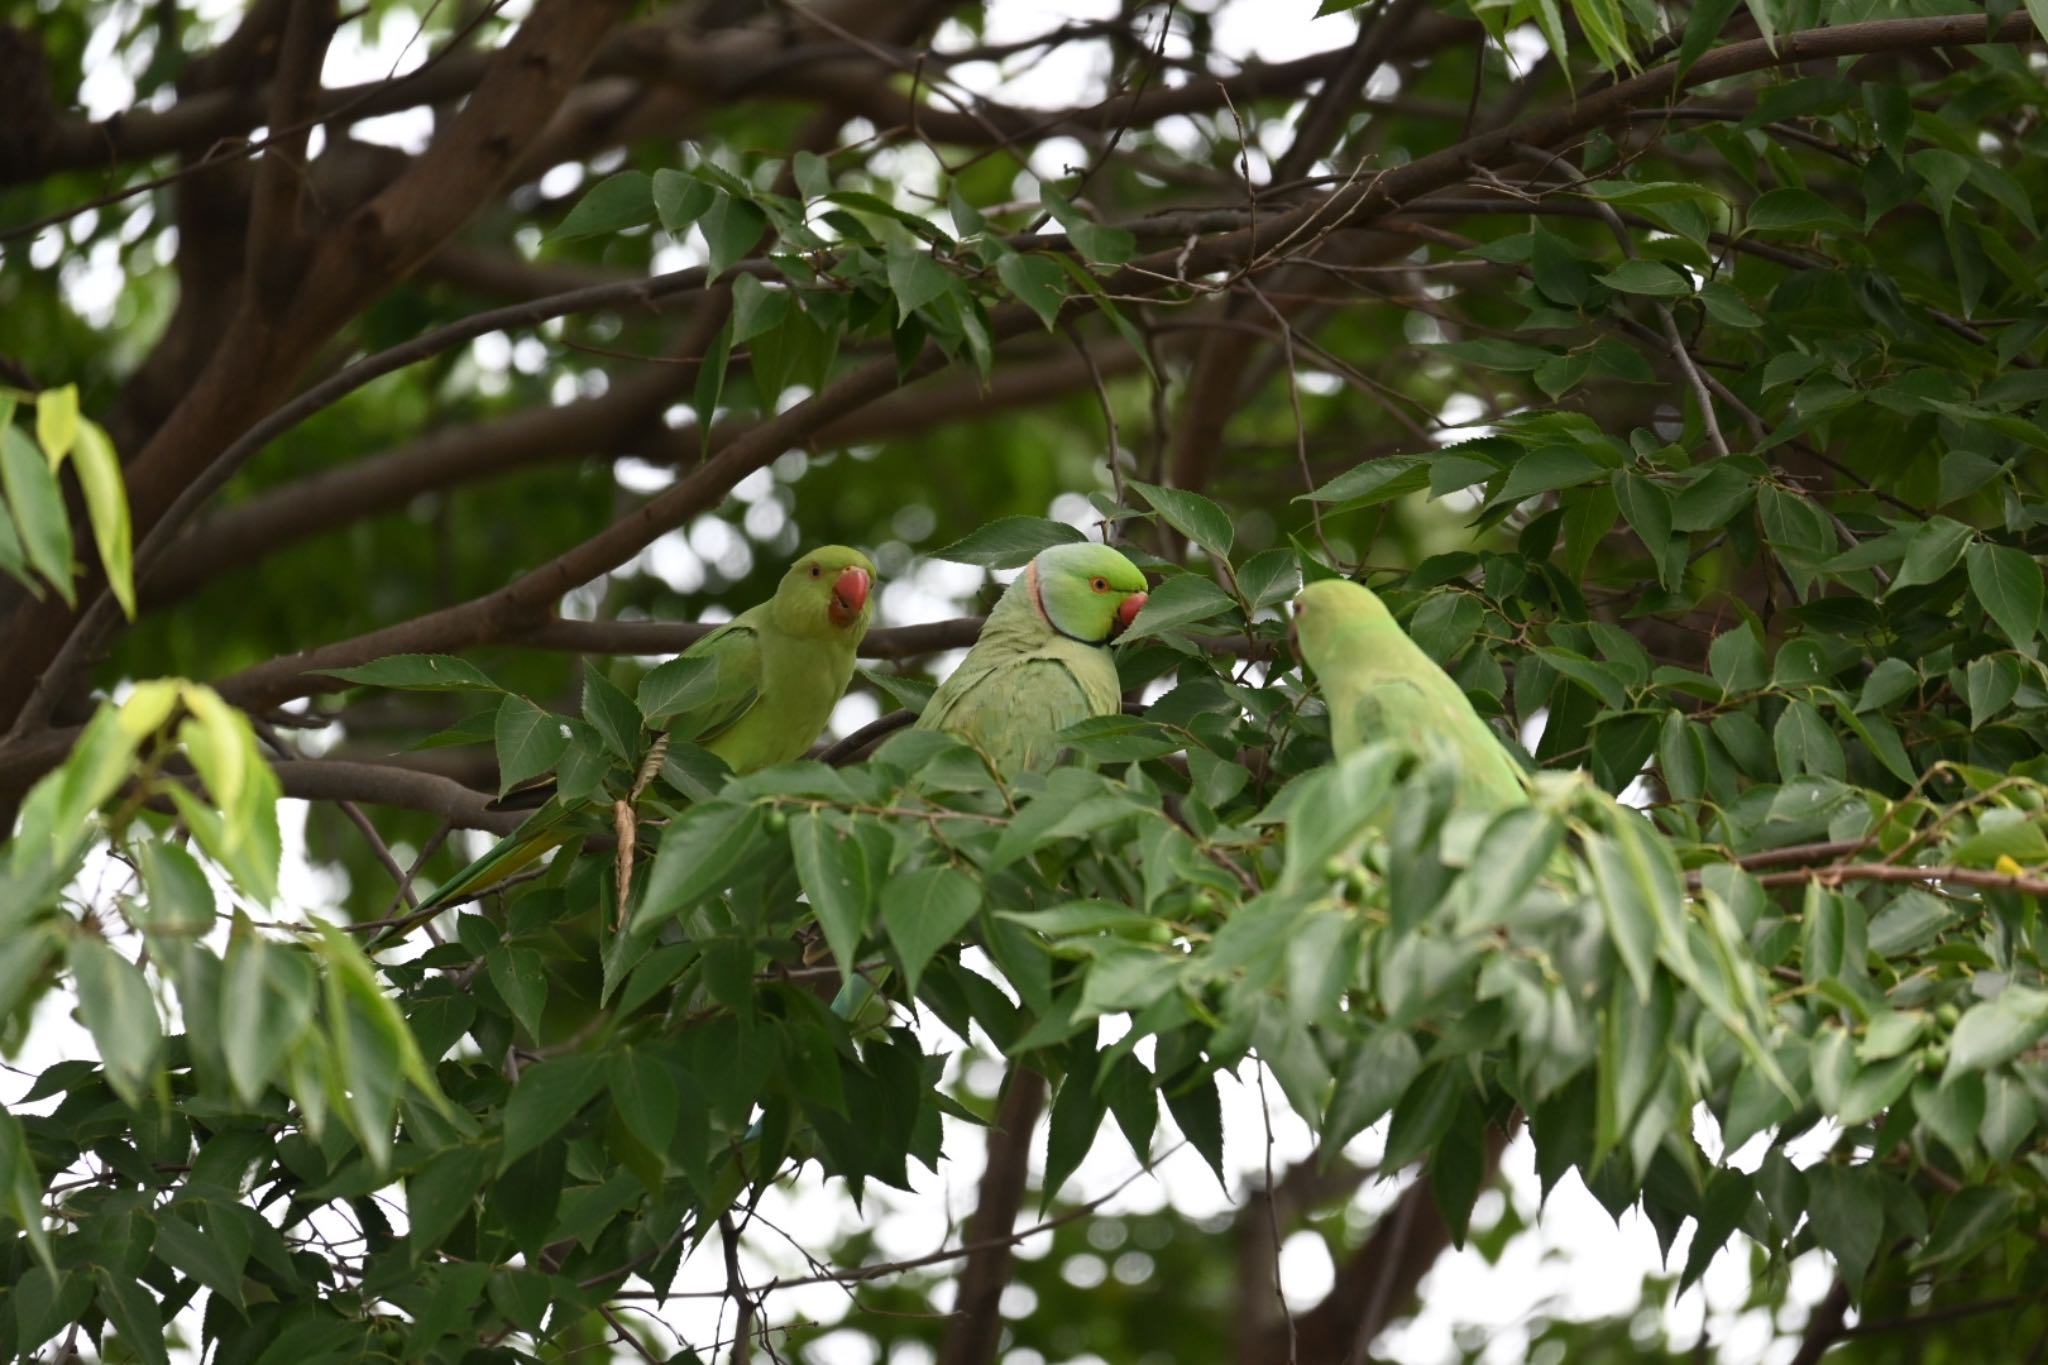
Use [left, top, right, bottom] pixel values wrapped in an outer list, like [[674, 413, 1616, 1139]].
[[916, 542, 1148, 777], [409, 546, 877, 916]]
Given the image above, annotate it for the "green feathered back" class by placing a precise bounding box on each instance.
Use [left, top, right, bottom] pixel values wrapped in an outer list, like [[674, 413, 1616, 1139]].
[[1293, 579, 1527, 810]]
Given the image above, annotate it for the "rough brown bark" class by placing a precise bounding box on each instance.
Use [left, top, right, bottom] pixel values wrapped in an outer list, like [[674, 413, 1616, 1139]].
[[937, 1069, 1048, 1365]]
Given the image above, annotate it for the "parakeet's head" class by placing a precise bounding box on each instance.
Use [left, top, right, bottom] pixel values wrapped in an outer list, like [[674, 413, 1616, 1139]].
[[774, 545, 876, 639], [1029, 542, 1149, 645], [1289, 578, 1390, 676]]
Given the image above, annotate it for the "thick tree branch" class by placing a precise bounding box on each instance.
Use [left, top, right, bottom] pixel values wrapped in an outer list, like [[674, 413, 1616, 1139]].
[[146, 339, 1137, 607], [271, 759, 523, 833], [937, 1069, 1048, 1365]]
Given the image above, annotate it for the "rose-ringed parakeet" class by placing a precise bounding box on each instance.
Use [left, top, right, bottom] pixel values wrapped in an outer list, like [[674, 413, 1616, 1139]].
[[408, 546, 876, 919], [1290, 577, 1526, 809], [915, 542, 1149, 776]]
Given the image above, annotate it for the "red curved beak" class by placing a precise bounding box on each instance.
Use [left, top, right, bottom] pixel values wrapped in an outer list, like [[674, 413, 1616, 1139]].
[[1110, 591, 1147, 639], [830, 566, 871, 627]]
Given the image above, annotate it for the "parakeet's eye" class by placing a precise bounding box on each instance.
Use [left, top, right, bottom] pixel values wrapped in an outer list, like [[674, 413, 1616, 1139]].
[[1091, 577, 1108, 591], [809, 564, 821, 577]]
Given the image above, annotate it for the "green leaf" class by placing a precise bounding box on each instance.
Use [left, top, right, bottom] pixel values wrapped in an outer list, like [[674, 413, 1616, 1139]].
[[1918, 1187, 2018, 1267], [494, 695, 572, 795], [500, 1056, 607, 1171], [652, 168, 715, 235], [700, 192, 768, 279], [1804, 1163, 1882, 1293], [886, 245, 955, 322], [1236, 547, 1302, 610], [68, 937, 161, 1106], [2, 424, 73, 603], [221, 933, 318, 1106], [632, 804, 765, 930], [995, 252, 1068, 329], [729, 272, 791, 345], [637, 653, 722, 724], [1584, 833, 1657, 1002], [487, 945, 548, 1039], [154, 1205, 248, 1309], [933, 516, 1086, 569], [1945, 987, 2048, 1080], [607, 1048, 681, 1157], [407, 1146, 489, 1259], [1301, 454, 1431, 510], [1708, 624, 1766, 696], [319, 653, 503, 692], [1323, 1028, 1422, 1155], [1888, 515, 1972, 594], [1490, 447, 1609, 508], [550, 170, 655, 239], [1910, 148, 1971, 224], [1428, 338, 1556, 371], [1965, 542, 2042, 645], [1597, 259, 1692, 296], [0, 1105, 51, 1273], [1040, 185, 1135, 264], [136, 839, 213, 936], [1130, 480, 1233, 559], [69, 418, 133, 617], [882, 866, 981, 993], [1748, 187, 1856, 234], [581, 665, 643, 763], [92, 1266, 169, 1365], [1676, 0, 1742, 74], [1121, 573, 1234, 641], [1165, 1069, 1225, 1183], [789, 810, 875, 975], [34, 384, 78, 465]]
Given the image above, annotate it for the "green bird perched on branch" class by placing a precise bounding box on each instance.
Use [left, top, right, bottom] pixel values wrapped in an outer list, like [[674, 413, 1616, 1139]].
[[1290, 577, 1528, 806], [406, 546, 877, 925], [916, 542, 1150, 777]]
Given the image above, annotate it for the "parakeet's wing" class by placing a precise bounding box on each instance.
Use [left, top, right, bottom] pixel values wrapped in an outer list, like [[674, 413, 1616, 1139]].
[[1346, 671, 1525, 808], [664, 619, 766, 748], [941, 656, 1104, 776]]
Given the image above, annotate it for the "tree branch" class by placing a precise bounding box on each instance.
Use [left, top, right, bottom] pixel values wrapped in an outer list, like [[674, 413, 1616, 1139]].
[[937, 1068, 1047, 1365]]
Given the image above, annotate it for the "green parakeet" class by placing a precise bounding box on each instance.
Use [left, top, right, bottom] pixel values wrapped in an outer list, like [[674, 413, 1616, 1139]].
[[1290, 578, 1527, 809], [410, 546, 877, 917], [915, 542, 1149, 777]]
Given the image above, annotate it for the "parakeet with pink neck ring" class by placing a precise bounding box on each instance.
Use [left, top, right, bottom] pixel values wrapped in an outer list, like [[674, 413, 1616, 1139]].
[[915, 542, 1150, 777]]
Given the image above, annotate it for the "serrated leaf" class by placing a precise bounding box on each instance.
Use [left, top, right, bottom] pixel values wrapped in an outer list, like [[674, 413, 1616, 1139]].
[[995, 252, 1068, 329], [68, 938, 161, 1106], [1130, 480, 1233, 559], [789, 811, 874, 976], [652, 168, 715, 235], [1887, 515, 1972, 595], [1121, 573, 1234, 641], [319, 654, 504, 693], [1598, 259, 1692, 296], [886, 245, 955, 322], [701, 192, 768, 279], [500, 1056, 607, 1171], [1965, 542, 2042, 645], [1748, 186, 1856, 234], [882, 866, 982, 993], [1301, 454, 1431, 510], [1945, 987, 2048, 1079], [550, 170, 654, 239], [494, 695, 572, 795], [933, 516, 1086, 569]]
